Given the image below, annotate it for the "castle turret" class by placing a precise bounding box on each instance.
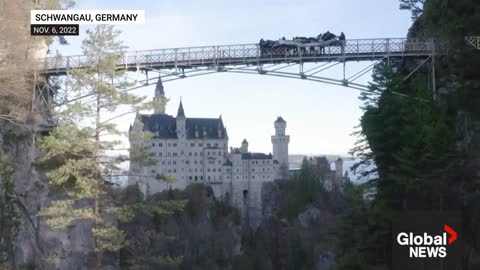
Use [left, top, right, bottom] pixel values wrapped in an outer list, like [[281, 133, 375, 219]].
[[176, 100, 186, 139], [335, 157, 343, 183], [240, 139, 248, 154], [153, 76, 167, 114], [271, 116, 290, 179], [217, 116, 224, 138]]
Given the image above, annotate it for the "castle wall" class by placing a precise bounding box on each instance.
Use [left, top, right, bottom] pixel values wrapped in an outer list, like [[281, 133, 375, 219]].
[[128, 101, 289, 229]]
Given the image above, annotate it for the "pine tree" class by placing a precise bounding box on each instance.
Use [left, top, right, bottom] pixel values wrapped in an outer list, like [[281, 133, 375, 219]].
[[37, 25, 150, 270]]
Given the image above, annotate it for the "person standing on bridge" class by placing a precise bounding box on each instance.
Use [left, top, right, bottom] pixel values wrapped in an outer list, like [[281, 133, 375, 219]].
[[339, 32, 346, 55]]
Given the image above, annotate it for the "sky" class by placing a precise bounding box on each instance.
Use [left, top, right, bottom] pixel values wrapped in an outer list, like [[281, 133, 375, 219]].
[[52, 0, 413, 156]]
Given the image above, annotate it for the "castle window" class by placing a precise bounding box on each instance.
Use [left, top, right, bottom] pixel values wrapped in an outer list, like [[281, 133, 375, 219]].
[[207, 169, 210, 172], [194, 152, 198, 156], [218, 160, 221, 164], [207, 143, 211, 147], [207, 151, 210, 155], [237, 176, 239, 180], [159, 143, 163, 147], [173, 143, 177, 147], [195, 168, 197, 172], [252, 168, 255, 172], [173, 161, 176, 165], [213, 168, 216, 172], [159, 152, 162, 156], [208, 176, 211, 180], [168, 169, 171, 173], [252, 176, 255, 179], [214, 143, 218, 147], [173, 153, 177, 156], [151, 169, 156, 173], [189, 152, 192, 156], [189, 176, 192, 180], [219, 168, 222, 172], [201, 176, 203, 180], [190, 143, 194, 147], [162, 161, 165, 165], [194, 160, 198, 164], [195, 176, 198, 181], [173, 169, 176, 173], [168, 161, 171, 165], [152, 143, 155, 147], [199, 143, 203, 147]]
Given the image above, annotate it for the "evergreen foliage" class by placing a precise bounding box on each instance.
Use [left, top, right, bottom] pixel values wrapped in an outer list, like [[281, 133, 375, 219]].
[[334, 1, 480, 268], [399, 0, 425, 20], [36, 25, 155, 270], [0, 155, 19, 269], [283, 158, 325, 218]]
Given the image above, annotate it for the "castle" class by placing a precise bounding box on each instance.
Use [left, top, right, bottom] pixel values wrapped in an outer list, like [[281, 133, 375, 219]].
[[128, 77, 290, 226]]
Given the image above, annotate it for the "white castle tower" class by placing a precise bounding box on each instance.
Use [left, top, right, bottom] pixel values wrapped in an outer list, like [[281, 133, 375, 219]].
[[271, 116, 290, 179], [335, 157, 344, 184], [240, 139, 248, 153]]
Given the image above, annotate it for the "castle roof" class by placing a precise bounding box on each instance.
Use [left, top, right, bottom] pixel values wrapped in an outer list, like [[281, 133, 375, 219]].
[[155, 76, 164, 97], [177, 100, 185, 118], [139, 114, 227, 139], [242, 138, 248, 144], [275, 116, 286, 123], [222, 159, 233, 166], [241, 153, 273, 160]]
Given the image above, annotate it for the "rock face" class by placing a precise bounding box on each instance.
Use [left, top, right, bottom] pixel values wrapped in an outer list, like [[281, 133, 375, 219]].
[[120, 184, 242, 270], [298, 207, 321, 228], [0, 124, 102, 270]]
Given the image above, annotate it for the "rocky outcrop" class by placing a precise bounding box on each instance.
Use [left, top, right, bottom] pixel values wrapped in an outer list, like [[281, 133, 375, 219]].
[[0, 123, 101, 270]]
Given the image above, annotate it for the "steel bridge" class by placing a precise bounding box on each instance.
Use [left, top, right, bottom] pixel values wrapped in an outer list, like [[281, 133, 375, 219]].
[[40, 38, 440, 90], [32, 37, 446, 131]]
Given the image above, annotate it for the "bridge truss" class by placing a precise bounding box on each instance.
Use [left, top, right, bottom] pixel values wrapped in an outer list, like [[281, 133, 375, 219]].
[[32, 38, 442, 127]]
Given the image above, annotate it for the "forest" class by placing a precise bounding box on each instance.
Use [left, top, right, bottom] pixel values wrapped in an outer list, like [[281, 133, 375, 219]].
[[0, 0, 479, 269]]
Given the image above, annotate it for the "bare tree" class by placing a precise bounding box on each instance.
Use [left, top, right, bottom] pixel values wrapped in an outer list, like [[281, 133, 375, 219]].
[[0, 0, 74, 125]]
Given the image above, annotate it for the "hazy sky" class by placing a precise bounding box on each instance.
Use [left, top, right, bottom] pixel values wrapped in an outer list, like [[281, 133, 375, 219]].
[[53, 0, 413, 155]]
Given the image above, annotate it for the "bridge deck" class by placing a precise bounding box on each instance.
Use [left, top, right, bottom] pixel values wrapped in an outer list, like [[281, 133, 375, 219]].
[[39, 38, 441, 75]]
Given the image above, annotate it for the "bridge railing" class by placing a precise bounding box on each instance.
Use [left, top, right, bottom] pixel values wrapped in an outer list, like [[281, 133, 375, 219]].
[[37, 38, 440, 74]]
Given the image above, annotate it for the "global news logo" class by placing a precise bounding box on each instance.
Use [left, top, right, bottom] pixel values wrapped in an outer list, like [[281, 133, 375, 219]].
[[396, 224, 457, 258]]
